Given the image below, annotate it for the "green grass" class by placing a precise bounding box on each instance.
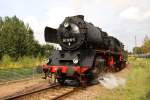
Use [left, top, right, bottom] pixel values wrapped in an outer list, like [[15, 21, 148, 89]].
[[0, 67, 42, 82], [96, 57, 150, 100], [0, 55, 44, 82], [0, 55, 45, 69]]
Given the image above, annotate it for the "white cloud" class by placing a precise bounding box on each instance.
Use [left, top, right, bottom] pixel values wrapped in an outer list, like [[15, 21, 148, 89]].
[[143, 11, 150, 20], [120, 6, 150, 22], [23, 16, 45, 44], [120, 7, 140, 21], [45, 7, 74, 28], [23, 16, 41, 32]]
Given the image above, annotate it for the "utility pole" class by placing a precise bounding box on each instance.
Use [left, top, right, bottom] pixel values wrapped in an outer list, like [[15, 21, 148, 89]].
[[135, 36, 137, 47], [134, 35, 137, 55]]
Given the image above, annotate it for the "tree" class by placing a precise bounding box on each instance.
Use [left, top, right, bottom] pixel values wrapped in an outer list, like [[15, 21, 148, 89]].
[[133, 47, 143, 54], [0, 15, 54, 60], [132, 35, 150, 54], [41, 44, 53, 57], [142, 38, 150, 53], [0, 16, 40, 59]]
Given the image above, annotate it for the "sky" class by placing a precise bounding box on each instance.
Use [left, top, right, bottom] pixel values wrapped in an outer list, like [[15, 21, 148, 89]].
[[0, 0, 150, 51]]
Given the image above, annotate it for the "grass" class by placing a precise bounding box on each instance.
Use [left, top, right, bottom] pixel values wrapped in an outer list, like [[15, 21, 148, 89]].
[[0, 67, 35, 82], [96, 57, 150, 100], [0, 55, 45, 82], [0, 55, 45, 69]]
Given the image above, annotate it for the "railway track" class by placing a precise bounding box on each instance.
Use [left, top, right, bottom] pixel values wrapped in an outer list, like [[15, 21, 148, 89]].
[[51, 87, 80, 100], [3, 83, 81, 100]]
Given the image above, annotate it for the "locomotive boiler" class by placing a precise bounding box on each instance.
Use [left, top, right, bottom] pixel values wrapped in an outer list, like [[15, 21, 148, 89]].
[[43, 15, 127, 86]]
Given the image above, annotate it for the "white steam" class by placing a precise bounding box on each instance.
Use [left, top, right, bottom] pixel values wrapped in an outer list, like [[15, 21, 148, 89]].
[[99, 73, 126, 89]]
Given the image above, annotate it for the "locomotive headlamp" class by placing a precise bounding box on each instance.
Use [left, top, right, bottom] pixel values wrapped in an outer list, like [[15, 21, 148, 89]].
[[73, 57, 79, 64], [70, 24, 80, 34], [64, 22, 69, 28]]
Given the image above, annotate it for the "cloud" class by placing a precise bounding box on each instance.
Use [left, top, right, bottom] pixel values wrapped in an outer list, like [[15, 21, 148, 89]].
[[120, 7, 140, 21], [143, 11, 150, 20], [120, 6, 150, 22], [23, 16, 41, 32], [45, 7, 74, 28], [23, 16, 45, 43]]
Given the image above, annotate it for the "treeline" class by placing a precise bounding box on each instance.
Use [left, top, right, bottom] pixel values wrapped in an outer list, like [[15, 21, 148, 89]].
[[0, 16, 53, 60], [133, 36, 150, 54]]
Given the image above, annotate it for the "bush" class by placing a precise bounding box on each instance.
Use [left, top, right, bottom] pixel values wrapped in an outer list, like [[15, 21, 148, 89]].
[[0, 55, 13, 68]]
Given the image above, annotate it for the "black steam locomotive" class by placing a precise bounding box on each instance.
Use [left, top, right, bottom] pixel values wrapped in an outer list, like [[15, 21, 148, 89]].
[[42, 15, 127, 86]]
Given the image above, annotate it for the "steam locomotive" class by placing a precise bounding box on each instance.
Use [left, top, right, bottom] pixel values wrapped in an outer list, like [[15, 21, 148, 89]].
[[42, 15, 127, 86]]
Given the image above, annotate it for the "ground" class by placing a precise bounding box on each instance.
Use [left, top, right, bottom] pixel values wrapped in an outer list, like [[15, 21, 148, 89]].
[[65, 64, 131, 100], [0, 77, 49, 98], [0, 64, 131, 100]]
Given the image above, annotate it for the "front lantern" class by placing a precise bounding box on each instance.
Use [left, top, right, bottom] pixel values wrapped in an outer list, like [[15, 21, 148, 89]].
[[73, 57, 79, 64]]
